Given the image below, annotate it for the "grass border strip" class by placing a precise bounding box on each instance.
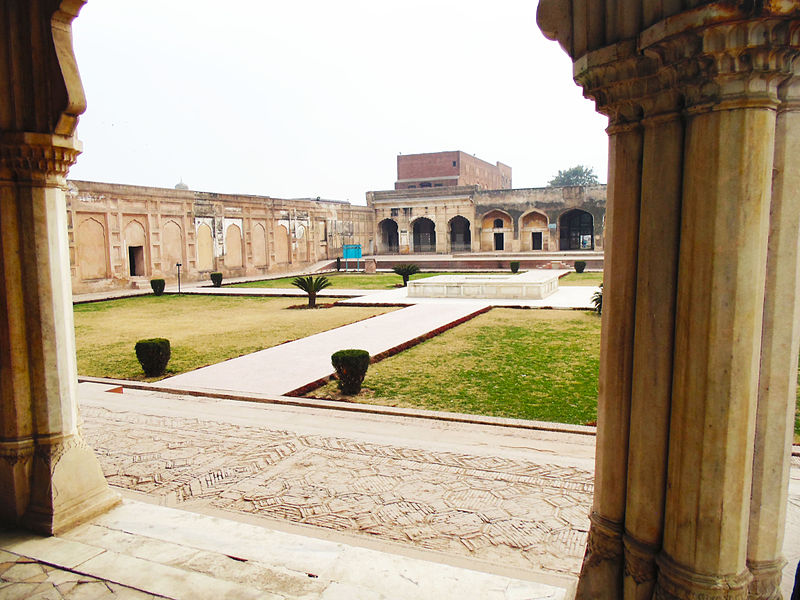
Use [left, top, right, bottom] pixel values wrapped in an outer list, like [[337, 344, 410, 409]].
[[76, 375, 598, 436]]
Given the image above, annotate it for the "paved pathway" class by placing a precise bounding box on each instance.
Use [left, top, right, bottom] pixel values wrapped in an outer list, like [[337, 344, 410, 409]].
[[161, 302, 489, 396], [74, 383, 800, 596], [78, 382, 594, 582]]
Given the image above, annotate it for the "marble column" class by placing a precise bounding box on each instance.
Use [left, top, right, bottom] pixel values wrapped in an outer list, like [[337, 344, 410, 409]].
[[576, 116, 643, 597], [623, 102, 684, 600], [540, 2, 800, 598], [657, 59, 781, 600], [0, 1, 119, 534], [747, 75, 800, 600]]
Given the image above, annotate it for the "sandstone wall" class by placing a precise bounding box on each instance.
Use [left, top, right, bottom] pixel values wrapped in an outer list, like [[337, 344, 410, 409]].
[[67, 181, 375, 293]]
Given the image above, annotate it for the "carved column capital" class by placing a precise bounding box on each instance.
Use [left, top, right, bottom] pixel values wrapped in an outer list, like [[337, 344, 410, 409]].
[[574, 17, 800, 124], [0, 133, 82, 185]]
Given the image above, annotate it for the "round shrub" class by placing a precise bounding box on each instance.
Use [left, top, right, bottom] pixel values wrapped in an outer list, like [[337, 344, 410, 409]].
[[510, 261, 520, 273], [574, 260, 587, 273], [331, 349, 370, 395], [210, 272, 223, 287], [135, 338, 171, 377], [150, 278, 166, 296]]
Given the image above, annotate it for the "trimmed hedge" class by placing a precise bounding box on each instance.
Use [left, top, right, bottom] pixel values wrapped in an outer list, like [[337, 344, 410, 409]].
[[135, 338, 171, 377], [510, 261, 520, 273], [150, 278, 166, 296], [331, 349, 370, 395], [574, 260, 586, 273], [210, 272, 223, 287]]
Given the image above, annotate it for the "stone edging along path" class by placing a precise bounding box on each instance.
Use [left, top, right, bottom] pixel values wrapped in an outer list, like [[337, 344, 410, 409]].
[[76, 375, 599, 437]]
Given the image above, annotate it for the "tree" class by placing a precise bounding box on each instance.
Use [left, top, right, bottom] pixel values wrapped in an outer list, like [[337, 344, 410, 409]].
[[393, 264, 420, 287], [548, 165, 600, 187], [291, 275, 331, 308]]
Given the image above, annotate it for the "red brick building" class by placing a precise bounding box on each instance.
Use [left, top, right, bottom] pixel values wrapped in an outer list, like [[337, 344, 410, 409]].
[[395, 151, 512, 191]]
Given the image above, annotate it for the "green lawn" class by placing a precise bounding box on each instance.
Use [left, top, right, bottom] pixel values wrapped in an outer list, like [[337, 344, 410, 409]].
[[74, 295, 396, 380], [226, 272, 465, 290], [560, 272, 603, 286], [310, 309, 602, 426], [229, 270, 605, 290]]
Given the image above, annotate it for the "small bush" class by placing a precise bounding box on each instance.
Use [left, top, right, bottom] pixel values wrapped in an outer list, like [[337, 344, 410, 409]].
[[575, 261, 587, 273], [150, 278, 166, 296], [135, 338, 171, 377], [510, 261, 520, 273], [291, 275, 331, 308], [210, 272, 223, 287], [393, 264, 420, 287], [331, 349, 370, 395]]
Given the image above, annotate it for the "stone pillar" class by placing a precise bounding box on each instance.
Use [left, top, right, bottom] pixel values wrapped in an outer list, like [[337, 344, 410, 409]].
[[575, 114, 642, 597], [747, 76, 800, 600], [539, 3, 800, 598], [0, 0, 118, 534], [623, 99, 683, 600]]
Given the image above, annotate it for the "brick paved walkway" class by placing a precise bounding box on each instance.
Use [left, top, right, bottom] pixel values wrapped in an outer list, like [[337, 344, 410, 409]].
[[80, 383, 594, 579]]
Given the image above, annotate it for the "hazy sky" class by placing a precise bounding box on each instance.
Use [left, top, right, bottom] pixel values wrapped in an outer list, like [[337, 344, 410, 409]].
[[69, 1, 609, 205]]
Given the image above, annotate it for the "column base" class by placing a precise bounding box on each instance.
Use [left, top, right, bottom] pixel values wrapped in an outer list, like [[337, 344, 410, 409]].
[[655, 552, 752, 600], [0, 439, 35, 524], [747, 557, 786, 600], [623, 533, 659, 600], [22, 433, 120, 535], [576, 512, 624, 599]]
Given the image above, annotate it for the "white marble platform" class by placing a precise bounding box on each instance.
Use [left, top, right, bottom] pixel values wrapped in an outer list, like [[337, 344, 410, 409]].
[[0, 500, 571, 599], [407, 271, 562, 300]]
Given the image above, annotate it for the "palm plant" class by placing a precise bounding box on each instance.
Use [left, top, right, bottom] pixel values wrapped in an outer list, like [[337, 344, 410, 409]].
[[393, 263, 420, 287], [291, 275, 331, 308]]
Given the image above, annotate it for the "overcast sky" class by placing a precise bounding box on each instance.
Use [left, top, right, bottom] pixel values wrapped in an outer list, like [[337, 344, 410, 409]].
[[69, 1, 609, 205]]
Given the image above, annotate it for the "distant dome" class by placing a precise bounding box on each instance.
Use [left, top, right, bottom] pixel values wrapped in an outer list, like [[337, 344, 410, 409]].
[[175, 179, 188, 190]]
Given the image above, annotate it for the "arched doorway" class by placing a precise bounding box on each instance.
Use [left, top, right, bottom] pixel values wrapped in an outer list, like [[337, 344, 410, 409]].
[[559, 209, 594, 250], [412, 218, 436, 253], [448, 216, 471, 253], [481, 210, 511, 252], [521, 210, 548, 251], [379, 219, 399, 253]]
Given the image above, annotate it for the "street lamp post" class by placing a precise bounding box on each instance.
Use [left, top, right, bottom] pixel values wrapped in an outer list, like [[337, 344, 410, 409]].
[[176, 263, 182, 294]]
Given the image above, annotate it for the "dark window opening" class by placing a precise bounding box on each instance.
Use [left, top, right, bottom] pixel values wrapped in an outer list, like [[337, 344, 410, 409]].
[[532, 231, 543, 250], [493, 218, 504, 229], [452, 161, 457, 167], [420, 182, 432, 188]]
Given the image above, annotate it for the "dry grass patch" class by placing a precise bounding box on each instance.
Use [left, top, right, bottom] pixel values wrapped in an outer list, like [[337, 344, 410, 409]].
[[74, 295, 396, 380], [311, 308, 601, 425]]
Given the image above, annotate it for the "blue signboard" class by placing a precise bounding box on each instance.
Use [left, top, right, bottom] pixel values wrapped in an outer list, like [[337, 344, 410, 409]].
[[343, 244, 362, 259]]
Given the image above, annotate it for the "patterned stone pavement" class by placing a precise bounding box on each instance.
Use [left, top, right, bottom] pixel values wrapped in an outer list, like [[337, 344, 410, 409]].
[[0, 549, 164, 599], [80, 400, 593, 578]]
